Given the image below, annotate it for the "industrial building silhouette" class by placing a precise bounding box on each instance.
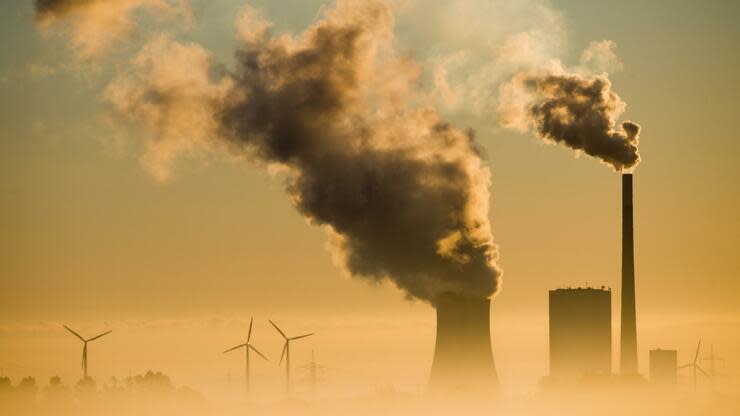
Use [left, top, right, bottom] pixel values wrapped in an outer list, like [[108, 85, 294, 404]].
[[545, 174, 640, 383], [650, 349, 678, 384], [548, 287, 612, 379], [620, 173, 639, 375], [428, 293, 498, 393]]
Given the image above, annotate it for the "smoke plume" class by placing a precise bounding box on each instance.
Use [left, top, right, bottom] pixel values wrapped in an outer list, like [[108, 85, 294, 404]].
[[499, 63, 641, 171], [34, 0, 191, 59], [104, 0, 501, 304], [104, 34, 233, 181], [415, 0, 566, 115], [580, 40, 624, 74]]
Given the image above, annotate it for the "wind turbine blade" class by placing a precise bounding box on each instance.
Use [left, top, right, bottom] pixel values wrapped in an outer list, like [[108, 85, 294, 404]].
[[249, 345, 268, 361], [678, 364, 693, 369], [279, 342, 287, 365], [247, 317, 253, 343], [64, 325, 85, 342], [87, 330, 112, 342], [696, 365, 709, 377], [693, 339, 701, 364], [269, 320, 288, 340], [289, 333, 314, 341], [223, 343, 248, 353]]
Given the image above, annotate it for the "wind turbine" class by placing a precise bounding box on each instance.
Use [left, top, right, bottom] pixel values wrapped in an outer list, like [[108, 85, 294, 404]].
[[679, 339, 708, 391], [223, 317, 268, 392], [269, 320, 313, 393], [63, 325, 112, 379]]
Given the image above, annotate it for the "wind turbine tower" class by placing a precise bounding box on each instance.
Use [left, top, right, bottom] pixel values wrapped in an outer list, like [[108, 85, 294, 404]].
[[679, 339, 707, 391], [223, 317, 268, 393], [269, 320, 313, 394], [63, 325, 112, 379]]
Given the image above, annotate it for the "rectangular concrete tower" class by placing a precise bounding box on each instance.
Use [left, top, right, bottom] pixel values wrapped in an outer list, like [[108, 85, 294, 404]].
[[549, 288, 612, 379], [620, 173, 638, 374], [649, 349, 677, 384]]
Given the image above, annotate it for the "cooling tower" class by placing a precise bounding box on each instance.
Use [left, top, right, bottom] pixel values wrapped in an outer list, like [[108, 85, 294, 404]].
[[620, 173, 638, 375], [428, 293, 498, 393]]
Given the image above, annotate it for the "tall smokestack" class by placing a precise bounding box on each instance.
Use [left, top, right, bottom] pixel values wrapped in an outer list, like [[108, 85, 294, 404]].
[[620, 173, 638, 374], [428, 293, 498, 393]]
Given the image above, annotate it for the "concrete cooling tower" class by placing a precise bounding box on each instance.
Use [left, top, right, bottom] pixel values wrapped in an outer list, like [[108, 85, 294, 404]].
[[428, 293, 498, 394]]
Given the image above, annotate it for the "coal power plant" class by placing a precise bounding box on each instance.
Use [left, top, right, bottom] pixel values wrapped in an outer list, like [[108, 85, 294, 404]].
[[428, 293, 498, 393], [548, 287, 612, 379], [543, 174, 643, 384], [430, 174, 644, 391], [620, 173, 639, 375]]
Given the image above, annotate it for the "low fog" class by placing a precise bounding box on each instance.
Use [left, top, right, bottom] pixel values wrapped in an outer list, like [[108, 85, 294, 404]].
[[2, 370, 739, 416]]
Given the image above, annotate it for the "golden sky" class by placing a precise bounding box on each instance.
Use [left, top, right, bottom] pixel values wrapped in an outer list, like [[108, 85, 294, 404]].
[[1, 0, 739, 397]]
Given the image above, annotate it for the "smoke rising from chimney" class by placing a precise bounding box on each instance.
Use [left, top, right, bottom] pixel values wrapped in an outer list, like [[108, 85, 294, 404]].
[[498, 64, 641, 171], [103, 0, 502, 304]]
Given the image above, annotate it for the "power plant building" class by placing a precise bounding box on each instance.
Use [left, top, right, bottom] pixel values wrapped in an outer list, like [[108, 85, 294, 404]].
[[549, 287, 612, 379], [649, 349, 677, 384]]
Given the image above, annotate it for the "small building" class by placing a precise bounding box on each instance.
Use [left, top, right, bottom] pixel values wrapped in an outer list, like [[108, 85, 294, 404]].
[[549, 287, 612, 379], [649, 349, 677, 383]]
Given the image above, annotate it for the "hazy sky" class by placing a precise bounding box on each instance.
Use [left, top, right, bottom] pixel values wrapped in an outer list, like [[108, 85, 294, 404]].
[[1, 0, 739, 396]]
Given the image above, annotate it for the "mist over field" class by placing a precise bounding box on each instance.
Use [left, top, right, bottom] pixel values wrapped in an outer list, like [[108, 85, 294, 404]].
[[2, 314, 740, 415]]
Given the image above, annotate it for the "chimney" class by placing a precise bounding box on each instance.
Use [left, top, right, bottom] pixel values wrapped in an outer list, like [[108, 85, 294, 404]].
[[620, 173, 638, 374], [428, 293, 498, 393]]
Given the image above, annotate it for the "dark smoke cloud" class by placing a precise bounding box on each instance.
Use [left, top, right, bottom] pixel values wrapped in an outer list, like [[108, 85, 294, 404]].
[[104, 0, 501, 304], [34, 0, 177, 18], [35, 0, 87, 16], [499, 69, 641, 171]]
